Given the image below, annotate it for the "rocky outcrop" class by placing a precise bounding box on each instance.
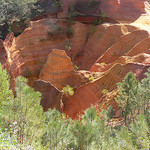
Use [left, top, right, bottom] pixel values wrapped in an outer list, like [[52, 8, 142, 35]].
[[2, 0, 150, 119], [96, 29, 149, 65], [39, 49, 101, 90], [63, 63, 150, 118], [126, 38, 150, 56], [3, 19, 91, 88], [39, 49, 81, 90], [33, 79, 63, 111], [90, 53, 150, 72], [79, 24, 138, 69]]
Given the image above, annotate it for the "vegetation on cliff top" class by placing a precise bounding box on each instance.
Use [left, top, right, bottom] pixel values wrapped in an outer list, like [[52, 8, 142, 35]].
[[0, 0, 63, 39]]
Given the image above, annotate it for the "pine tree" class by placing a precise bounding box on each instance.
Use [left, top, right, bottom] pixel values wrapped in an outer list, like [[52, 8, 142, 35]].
[[137, 68, 150, 119], [115, 72, 138, 125], [0, 0, 38, 24], [0, 63, 14, 115], [42, 109, 71, 150], [3, 76, 45, 146], [129, 114, 150, 150]]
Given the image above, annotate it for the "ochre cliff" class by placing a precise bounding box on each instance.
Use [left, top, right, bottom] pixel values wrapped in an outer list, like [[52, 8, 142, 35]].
[[1, 0, 150, 118]]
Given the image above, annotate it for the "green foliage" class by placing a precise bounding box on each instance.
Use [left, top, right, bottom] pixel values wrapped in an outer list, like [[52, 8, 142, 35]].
[[74, 64, 80, 71], [115, 72, 139, 125], [88, 0, 100, 9], [52, 0, 63, 8], [93, 11, 106, 26], [39, 37, 45, 42], [93, 19, 101, 26], [89, 77, 94, 82], [83, 107, 97, 123], [101, 62, 106, 65], [66, 26, 74, 38], [42, 109, 71, 149], [101, 10, 106, 19], [0, 0, 39, 24], [88, 0, 96, 6], [3, 76, 45, 145], [137, 68, 150, 124], [0, 0, 44, 39], [0, 64, 150, 149], [65, 40, 72, 51], [46, 20, 65, 40], [0, 64, 13, 111], [129, 114, 150, 149], [62, 85, 74, 96], [67, 5, 79, 18], [102, 89, 109, 95]]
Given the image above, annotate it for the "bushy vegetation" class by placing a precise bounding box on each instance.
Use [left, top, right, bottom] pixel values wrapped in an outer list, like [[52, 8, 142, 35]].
[[0, 0, 63, 39], [65, 40, 72, 51], [0, 63, 150, 149], [62, 85, 74, 96]]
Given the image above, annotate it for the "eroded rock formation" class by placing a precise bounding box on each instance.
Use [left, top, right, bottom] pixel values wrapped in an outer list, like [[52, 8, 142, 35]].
[[39, 49, 81, 90], [33, 79, 63, 111], [1, 0, 150, 118]]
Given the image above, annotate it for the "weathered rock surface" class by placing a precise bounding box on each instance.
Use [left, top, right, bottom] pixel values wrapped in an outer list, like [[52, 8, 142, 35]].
[[1, 0, 150, 119], [39, 49, 81, 90], [63, 63, 150, 118], [3, 19, 91, 88], [79, 24, 138, 69], [90, 53, 150, 72], [126, 38, 150, 56], [33, 79, 63, 111], [96, 29, 149, 65], [39, 49, 101, 90]]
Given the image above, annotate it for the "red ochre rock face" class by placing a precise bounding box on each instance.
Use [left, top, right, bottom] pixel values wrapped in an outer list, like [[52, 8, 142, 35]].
[[2, 0, 150, 118], [62, 63, 150, 119], [3, 19, 91, 90], [33, 79, 63, 112], [39, 49, 82, 90]]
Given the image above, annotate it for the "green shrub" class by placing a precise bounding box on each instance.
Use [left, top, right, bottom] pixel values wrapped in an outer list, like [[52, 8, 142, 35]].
[[46, 20, 65, 40], [64, 40, 72, 51], [67, 5, 79, 18], [39, 37, 45, 42], [66, 26, 74, 38], [0, 63, 150, 149], [52, 0, 63, 8], [89, 77, 94, 82], [73, 64, 80, 71], [93, 11, 106, 26], [62, 85, 74, 96]]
